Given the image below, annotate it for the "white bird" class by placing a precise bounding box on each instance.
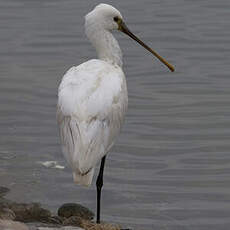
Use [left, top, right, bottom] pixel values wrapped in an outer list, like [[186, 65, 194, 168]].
[[57, 3, 174, 224]]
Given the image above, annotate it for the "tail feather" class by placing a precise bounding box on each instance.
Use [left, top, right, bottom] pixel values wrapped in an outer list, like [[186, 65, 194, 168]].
[[73, 168, 95, 187]]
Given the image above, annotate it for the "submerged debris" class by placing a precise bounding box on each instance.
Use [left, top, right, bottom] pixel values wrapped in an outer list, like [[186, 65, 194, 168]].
[[0, 187, 10, 198]]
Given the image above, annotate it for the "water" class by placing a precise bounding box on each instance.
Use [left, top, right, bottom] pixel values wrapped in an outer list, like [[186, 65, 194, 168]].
[[1, 0, 230, 229]]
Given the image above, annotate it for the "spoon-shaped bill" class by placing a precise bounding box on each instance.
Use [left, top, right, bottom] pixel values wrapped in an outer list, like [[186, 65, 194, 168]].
[[119, 21, 175, 72]]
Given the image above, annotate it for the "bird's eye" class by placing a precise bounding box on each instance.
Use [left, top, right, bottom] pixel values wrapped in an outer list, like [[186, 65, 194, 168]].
[[113, 16, 119, 22]]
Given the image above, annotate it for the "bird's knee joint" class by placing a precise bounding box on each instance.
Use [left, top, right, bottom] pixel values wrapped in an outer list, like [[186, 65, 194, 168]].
[[96, 177, 103, 189]]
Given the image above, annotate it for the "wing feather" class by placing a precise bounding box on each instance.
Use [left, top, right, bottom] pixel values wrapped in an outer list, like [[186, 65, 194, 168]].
[[57, 59, 128, 179]]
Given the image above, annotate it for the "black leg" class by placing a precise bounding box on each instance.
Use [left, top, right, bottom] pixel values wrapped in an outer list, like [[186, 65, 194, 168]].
[[96, 155, 106, 224]]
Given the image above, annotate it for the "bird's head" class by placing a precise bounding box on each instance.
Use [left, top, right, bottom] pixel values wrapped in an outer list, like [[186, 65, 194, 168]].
[[85, 3, 175, 72], [85, 4, 123, 31]]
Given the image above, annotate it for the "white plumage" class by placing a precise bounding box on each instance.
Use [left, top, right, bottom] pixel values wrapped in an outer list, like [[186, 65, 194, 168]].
[[57, 58, 127, 186]]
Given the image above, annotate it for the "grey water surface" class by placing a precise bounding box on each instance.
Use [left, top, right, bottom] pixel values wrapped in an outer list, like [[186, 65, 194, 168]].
[[1, 0, 230, 229]]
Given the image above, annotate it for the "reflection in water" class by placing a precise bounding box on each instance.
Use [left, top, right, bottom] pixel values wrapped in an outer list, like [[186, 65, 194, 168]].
[[1, 0, 230, 229]]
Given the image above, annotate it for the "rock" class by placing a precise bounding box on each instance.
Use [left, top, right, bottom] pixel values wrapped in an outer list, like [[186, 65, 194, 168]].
[[0, 207, 16, 220], [0, 219, 29, 230], [0, 199, 52, 223], [0, 187, 10, 198], [8, 202, 51, 222], [58, 203, 94, 220]]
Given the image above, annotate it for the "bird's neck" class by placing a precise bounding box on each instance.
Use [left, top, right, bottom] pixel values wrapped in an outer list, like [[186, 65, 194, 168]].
[[86, 27, 123, 67]]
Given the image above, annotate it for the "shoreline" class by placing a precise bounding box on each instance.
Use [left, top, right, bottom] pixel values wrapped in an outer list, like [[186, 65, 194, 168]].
[[0, 187, 121, 230]]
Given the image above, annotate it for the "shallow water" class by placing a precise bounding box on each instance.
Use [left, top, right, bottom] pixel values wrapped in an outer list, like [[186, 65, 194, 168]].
[[1, 0, 230, 229]]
